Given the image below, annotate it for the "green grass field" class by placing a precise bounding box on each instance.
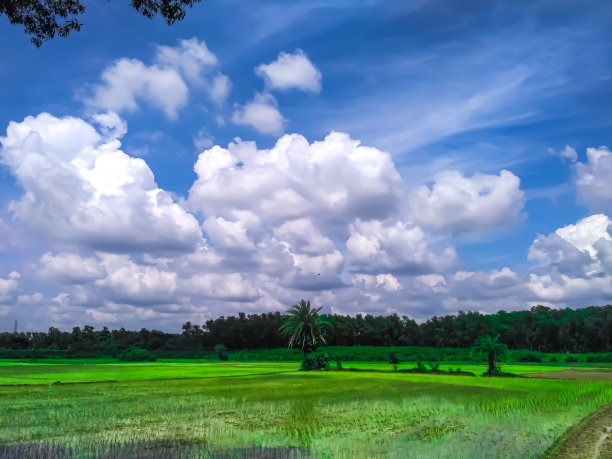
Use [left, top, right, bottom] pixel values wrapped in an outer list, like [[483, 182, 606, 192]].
[[0, 360, 298, 385], [1, 360, 611, 458]]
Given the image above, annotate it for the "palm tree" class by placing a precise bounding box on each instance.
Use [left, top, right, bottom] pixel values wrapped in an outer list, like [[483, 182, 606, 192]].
[[473, 334, 508, 374], [214, 344, 228, 360], [279, 299, 327, 358]]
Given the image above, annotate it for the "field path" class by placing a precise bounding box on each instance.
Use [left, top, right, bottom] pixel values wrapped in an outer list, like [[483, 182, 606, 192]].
[[544, 403, 612, 458], [594, 426, 611, 458]]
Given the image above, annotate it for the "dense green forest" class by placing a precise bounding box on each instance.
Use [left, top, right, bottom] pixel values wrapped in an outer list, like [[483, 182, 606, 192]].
[[0, 305, 612, 355], [1, 304, 611, 357]]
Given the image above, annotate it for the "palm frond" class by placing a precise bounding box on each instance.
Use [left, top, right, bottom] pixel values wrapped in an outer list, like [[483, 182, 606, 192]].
[[279, 299, 327, 352]]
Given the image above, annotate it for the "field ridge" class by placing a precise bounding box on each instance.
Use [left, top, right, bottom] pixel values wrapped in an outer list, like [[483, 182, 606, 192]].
[[544, 403, 612, 458]]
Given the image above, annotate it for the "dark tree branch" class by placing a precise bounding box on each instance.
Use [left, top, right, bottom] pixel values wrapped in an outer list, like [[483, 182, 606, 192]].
[[0, 0, 204, 47]]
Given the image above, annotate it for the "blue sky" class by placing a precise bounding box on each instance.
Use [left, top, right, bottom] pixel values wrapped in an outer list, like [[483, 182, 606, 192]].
[[0, 0, 611, 331]]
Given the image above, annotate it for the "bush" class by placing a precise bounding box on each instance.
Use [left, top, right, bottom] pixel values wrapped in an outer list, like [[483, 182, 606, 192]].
[[388, 351, 399, 365], [301, 353, 329, 371], [428, 362, 440, 371], [415, 361, 428, 373], [482, 367, 517, 377], [564, 355, 579, 362], [586, 354, 612, 363], [118, 346, 156, 362], [518, 352, 542, 362]]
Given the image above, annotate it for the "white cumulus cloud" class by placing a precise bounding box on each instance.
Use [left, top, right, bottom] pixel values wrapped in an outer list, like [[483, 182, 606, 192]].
[[155, 37, 218, 82], [575, 146, 612, 211], [87, 58, 188, 119], [256, 49, 322, 93], [0, 271, 19, 304], [528, 214, 612, 278], [86, 38, 229, 118], [232, 93, 286, 135], [95, 254, 178, 305], [409, 170, 525, 233], [39, 252, 107, 285], [189, 131, 402, 225], [0, 113, 202, 253], [347, 219, 457, 274], [6, 112, 611, 328]]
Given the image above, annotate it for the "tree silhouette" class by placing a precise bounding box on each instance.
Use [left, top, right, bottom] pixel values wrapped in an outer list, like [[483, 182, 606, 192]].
[[0, 0, 204, 47]]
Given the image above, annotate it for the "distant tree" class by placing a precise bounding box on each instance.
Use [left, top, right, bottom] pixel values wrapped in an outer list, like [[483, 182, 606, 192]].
[[96, 326, 118, 356], [473, 334, 509, 374], [214, 343, 228, 360], [0, 0, 204, 47], [279, 299, 328, 359], [388, 350, 399, 372]]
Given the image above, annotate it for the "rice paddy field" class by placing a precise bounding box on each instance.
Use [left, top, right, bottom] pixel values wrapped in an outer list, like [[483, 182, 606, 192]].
[[1, 360, 611, 458]]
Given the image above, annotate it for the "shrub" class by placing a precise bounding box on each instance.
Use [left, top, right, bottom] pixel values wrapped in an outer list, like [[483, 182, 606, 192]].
[[586, 354, 612, 363], [564, 355, 579, 362], [302, 353, 329, 371], [549, 356, 557, 362], [388, 351, 399, 365], [415, 361, 428, 373], [428, 362, 440, 371], [118, 346, 156, 362], [518, 352, 542, 362], [482, 367, 517, 377]]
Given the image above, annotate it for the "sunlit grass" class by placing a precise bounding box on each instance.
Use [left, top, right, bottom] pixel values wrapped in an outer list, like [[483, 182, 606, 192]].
[[1, 361, 610, 458], [0, 360, 298, 385], [339, 361, 612, 375]]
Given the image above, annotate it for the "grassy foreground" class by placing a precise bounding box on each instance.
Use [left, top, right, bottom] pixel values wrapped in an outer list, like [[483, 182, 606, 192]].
[[1, 361, 611, 458]]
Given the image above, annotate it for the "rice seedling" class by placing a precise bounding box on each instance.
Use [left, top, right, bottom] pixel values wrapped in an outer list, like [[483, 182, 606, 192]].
[[0, 361, 610, 458]]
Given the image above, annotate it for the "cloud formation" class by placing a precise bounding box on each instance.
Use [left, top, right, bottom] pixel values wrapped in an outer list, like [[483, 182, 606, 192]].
[[549, 145, 578, 163], [529, 214, 612, 278], [87, 58, 188, 119], [575, 146, 612, 211], [232, 93, 286, 135], [0, 272, 19, 305], [347, 219, 457, 274], [155, 37, 218, 82], [40, 252, 107, 285], [2, 111, 611, 329], [86, 38, 230, 118], [409, 170, 525, 233], [256, 49, 322, 93], [0, 113, 202, 253], [188, 131, 403, 228]]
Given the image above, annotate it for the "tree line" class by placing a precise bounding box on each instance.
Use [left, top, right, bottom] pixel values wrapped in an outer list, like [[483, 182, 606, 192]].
[[1, 304, 611, 356]]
